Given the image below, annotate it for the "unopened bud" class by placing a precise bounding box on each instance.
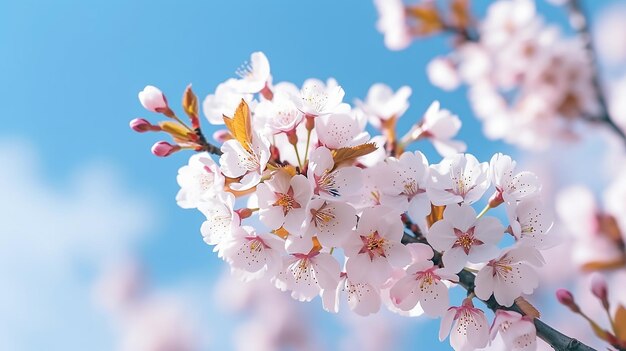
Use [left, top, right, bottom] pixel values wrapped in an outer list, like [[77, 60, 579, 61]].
[[236, 208, 254, 219], [556, 289, 580, 313], [138, 85, 168, 113], [151, 141, 180, 157], [488, 191, 504, 208], [213, 129, 232, 143], [591, 273, 609, 308], [129, 118, 159, 133], [287, 130, 298, 145]]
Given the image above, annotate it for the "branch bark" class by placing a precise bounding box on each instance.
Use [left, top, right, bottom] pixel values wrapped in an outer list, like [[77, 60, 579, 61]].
[[567, 0, 626, 145], [401, 232, 596, 351]]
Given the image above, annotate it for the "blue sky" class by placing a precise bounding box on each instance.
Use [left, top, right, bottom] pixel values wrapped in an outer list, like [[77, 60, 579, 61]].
[[0, 0, 619, 350]]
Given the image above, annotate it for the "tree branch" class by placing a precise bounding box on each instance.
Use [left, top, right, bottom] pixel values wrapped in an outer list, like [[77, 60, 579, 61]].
[[401, 231, 596, 351], [567, 0, 626, 145]]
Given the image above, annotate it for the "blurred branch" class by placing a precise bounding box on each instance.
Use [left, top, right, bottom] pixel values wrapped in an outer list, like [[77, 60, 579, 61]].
[[401, 223, 595, 351], [567, 0, 626, 145]]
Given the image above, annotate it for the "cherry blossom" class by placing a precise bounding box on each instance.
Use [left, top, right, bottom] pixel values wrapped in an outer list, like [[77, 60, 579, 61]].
[[220, 226, 285, 281], [384, 151, 431, 226], [175, 152, 226, 209], [506, 198, 554, 249], [274, 250, 341, 301], [293, 78, 347, 117], [390, 244, 458, 317], [489, 153, 540, 207], [231, 51, 271, 94], [131, 48, 568, 349], [256, 171, 312, 234], [439, 299, 490, 351], [427, 57, 461, 91], [307, 146, 363, 201], [219, 130, 271, 191], [373, 0, 411, 50], [316, 112, 369, 149], [202, 79, 254, 125], [474, 245, 543, 307], [355, 83, 412, 129], [490, 310, 538, 351], [302, 198, 357, 248], [198, 192, 238, 251], [322, 271, 382, 316], [344, 207, 411, 287], [254, 85, 303, 134], [427, 204, 504, 272], [428, 153, 490, 206], [419, 102, 467, 157]]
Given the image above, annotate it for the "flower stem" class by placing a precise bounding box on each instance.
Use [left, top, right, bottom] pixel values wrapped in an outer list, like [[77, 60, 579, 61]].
[[293, 143, 303, 169], [303, 128, 312, 165], [476, 204, 491, 219]]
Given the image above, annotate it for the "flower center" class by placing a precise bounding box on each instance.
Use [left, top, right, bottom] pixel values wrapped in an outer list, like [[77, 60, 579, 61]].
[[273, 186, 301, 216], [402, 180, 425, 199], [311, 204, 335, 227], [452, 227, 483, 255], [301, 85, 328, 112], [358, 231, 387, 260], [315, 170, 340, 197], [235, 61, 255, 79]]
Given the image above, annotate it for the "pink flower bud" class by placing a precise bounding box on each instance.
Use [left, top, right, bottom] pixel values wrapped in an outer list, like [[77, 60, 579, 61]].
[[591, 273, 609, 306], [138, 85, 168, 113], [213, 129, 232, 143], [151, 141, 180, 157], [129, 118, 155, 133], [556, 289, 580, 313]]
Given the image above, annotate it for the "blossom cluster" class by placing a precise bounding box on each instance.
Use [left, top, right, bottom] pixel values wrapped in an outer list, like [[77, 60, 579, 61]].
[[131, 51, 553, 351], [376, 0, 600, 149]]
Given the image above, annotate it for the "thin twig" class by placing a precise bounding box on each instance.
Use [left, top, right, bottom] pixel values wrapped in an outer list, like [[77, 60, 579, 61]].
[[567, 0, 626, 145]]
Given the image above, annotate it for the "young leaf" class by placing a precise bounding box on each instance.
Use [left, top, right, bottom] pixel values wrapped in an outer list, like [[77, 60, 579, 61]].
[[182, 84, 200, 129], [427, 204, 446, 228], [223, 99, 253, 153], [331, 143, 377, 169]]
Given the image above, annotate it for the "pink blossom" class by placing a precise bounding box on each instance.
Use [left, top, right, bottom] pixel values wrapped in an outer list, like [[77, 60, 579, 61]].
[[390, 244, 458, 317], [427, 153, 490, 206], [490, 310, 537, 351], [474, 245, 543, 307], [439, 299, 490, 351], [307, 146, 363, 201], [427, 57, 461, 91], [489, 153, 540, 206], [322, 271, 382, 316], [385, 151, 431, 227], [373, 0, 411, 50], [220, 226, 285, 281], [343, 206, 411, 287], [198, 192, 238, 252], [219, 130, 271, 191], [355, 83, 412, 129], [176, 152, 226, 209], [302, 198, 357, 248], [231, 51, 271, 94], [293, 78, 347, 117], [256, 171, 312, 234], [274, 251, 341, 301], [427, 204, 504, 272]]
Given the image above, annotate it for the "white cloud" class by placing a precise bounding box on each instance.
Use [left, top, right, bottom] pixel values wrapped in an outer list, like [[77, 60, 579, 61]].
[[0, 138, 155, 350]]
